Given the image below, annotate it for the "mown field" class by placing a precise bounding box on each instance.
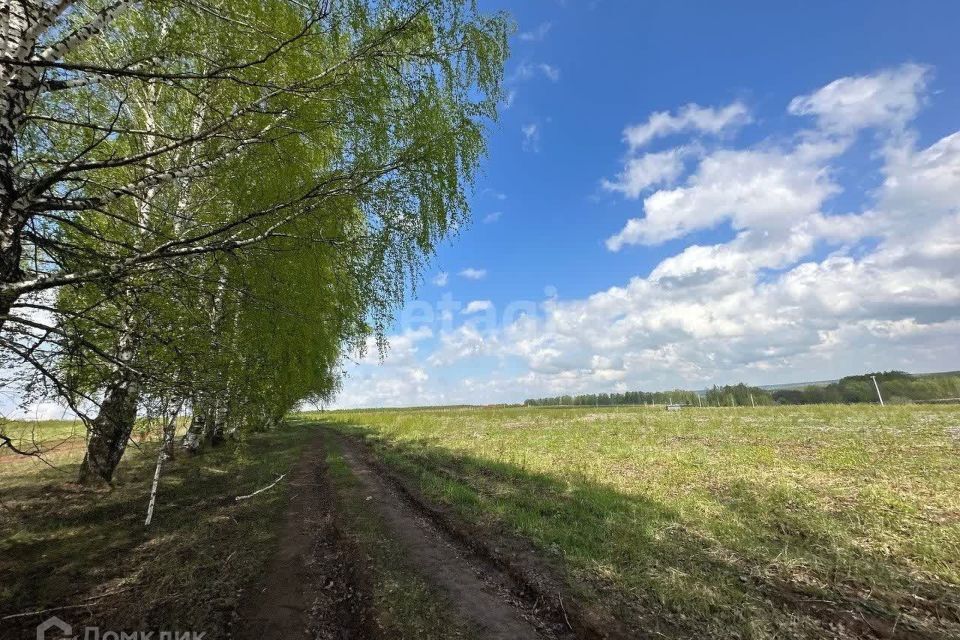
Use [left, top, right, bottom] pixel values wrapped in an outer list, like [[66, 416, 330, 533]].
[[322, 404, 960, 639]]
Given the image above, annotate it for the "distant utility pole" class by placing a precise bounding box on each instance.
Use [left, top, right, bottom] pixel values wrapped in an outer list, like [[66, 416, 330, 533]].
[[871, 375, 885, 406], [750, 394, 755, 408]]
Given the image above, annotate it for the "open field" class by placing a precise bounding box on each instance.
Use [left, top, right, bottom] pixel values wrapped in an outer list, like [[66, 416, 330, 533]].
[[4, 406, 960, 639], [321, 404, 960, 639]]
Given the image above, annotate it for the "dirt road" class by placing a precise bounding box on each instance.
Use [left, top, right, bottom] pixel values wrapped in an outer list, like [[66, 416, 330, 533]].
[[238, 428, 571, 639], [235, 430, 371, 640]]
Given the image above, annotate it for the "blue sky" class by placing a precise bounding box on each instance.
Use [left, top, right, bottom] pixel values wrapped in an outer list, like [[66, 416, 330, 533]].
[[8, 2, 958, 418], [330, 0, 960, 408]]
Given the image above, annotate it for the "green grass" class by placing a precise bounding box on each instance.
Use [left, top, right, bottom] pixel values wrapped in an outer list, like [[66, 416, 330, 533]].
[[318, 404, 960, 639], [0, 417, 182, 478], [1, 419, 89, 472], [0, 421, 316, 637]]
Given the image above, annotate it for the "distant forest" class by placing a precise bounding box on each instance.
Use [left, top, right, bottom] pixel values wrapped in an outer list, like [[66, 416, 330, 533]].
[[523, 371, 960, 406]]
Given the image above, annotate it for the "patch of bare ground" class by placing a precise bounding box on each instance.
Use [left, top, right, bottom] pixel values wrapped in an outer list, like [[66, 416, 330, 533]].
[[235, 432, 372, 640], [332, 432, 572, 639], [759, 577, 957, 640], [328, 429, 960, 640], [332, 432, 629, 640]]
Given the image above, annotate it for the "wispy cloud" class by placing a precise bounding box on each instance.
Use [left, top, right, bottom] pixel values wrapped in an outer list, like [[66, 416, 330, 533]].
[[458, 267, 487, 280], [624, 102, 750, 150], [483, 211, 503, 224], [522, 123, 541, 152], [432, 271, 449, 286], [519, 22, 552, 42], [462, 300, 493, 314], [510, 61, 561, 84], [539, 63, 561, 82]]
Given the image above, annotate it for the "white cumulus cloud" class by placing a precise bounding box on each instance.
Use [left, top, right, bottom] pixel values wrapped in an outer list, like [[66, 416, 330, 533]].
[[330, 63, 960, 409], [788, 63, 929, 133], [624, 102, 751, 150], [601, 147, 691, 199]]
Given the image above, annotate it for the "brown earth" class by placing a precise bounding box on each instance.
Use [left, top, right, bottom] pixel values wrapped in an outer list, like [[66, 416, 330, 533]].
[[237, 428, 584, 639], [234, 431, 372, 640], [241, 427, 946, 640]]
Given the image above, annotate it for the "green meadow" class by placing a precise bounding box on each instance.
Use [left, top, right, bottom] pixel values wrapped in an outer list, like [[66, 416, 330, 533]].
[[322, 404, 960, 638]]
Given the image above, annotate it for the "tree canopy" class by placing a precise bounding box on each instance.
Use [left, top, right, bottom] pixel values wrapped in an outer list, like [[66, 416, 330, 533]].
[[0, 0, 509, 482]]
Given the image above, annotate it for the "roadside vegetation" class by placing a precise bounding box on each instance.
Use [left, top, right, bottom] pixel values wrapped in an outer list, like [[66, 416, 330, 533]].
[[323, 404, 960, 639], [0, 418, 491, 639], [0, 419, 318, 636], [324, 434, 475, 639]]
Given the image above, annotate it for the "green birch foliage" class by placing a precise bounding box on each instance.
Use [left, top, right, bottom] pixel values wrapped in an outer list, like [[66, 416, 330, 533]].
[[46, 0, 508, 428]]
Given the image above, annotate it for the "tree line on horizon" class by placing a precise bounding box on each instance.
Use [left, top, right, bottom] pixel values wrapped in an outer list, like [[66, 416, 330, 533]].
[[0, 0, 509, 485], [770, 371, 960, 405], [523, 371, 960, 408]]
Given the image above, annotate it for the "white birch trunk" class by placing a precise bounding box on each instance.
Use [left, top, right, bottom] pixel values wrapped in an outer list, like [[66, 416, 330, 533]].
[[145, 403, 180, 526], [0, 0, 133, 326]]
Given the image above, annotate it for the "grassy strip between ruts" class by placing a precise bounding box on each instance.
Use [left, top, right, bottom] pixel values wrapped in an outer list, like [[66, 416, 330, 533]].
[[0, 421, 316, 639], [318, 404, 960, 639], [323, 432, 475, 639]]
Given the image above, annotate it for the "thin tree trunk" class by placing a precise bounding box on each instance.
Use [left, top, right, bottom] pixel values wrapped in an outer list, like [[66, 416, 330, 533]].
[[208, 406, 226, 446], [181, 398, 210, 453], [145, 403, 180, 525], [75, 80, 160, 476], [162, 402, 180, 459], [184, 264, 229, 451]]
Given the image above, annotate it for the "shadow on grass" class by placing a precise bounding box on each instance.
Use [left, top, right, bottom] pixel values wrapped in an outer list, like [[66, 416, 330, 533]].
[[0, 425, 314, 637], [323, 419, 959, 640]]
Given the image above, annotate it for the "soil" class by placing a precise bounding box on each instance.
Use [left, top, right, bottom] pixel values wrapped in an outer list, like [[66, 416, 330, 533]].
[[334, 433, 555, 640], [332, 433, 630, 640], [233, 426, 941, 640], [234, 431, 372, 640], [237, 428, 580, 639]]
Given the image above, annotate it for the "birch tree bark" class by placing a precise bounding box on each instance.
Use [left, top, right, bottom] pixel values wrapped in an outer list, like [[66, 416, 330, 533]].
[[77, 321, 140, 483], [144, 401, 180, 525]]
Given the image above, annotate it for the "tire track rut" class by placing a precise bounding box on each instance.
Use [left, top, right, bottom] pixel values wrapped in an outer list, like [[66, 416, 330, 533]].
[[333, 432, 560, 640]]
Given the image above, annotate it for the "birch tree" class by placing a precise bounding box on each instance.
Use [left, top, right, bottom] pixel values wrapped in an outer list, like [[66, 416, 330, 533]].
[[1, 0, 506, 331], [2, 0, 508, 478]]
